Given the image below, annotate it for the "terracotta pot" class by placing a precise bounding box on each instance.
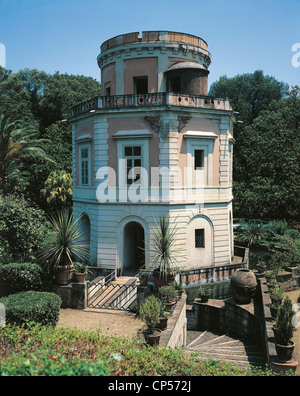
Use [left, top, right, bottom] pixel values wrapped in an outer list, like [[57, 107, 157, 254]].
[[153, 268, 176, 288], [158, 317, 168, 330], [164, 300, 177, 314], [54, 266, 73, 285], [275, 341, 295, 362], [75, 273, 87, 283], [230, 269, 257, 304], [144, 329, 162, 346]]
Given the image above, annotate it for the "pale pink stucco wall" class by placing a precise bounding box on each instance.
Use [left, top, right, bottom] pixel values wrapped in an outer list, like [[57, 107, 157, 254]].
[[101, 63, 116, 95], [107, 116, 160, 185], [177, 117, 220, 186], [123, 57, 158, 94]]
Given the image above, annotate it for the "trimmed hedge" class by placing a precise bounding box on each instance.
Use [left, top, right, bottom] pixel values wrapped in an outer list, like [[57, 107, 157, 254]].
[[0, 291, 62, 327], [0, 263, 42, 295]]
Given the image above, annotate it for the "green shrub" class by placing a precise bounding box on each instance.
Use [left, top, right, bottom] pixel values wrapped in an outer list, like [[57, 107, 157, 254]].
[[267, 220, 288, 236], [139, 295, 161, 334], [284, 228, 299, 240], [0, 291, 61, 327], [0, 195, 49, 262], [0, 348, 109, 376], [158, 285, 178, 302], [275, 296, 295, 346], [0, 263, 42, 294]]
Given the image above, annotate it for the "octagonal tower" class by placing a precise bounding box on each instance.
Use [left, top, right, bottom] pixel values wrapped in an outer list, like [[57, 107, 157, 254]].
[[71, 31, 239, 289]]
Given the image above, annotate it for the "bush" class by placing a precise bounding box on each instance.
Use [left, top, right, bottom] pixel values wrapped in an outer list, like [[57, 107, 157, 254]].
[[0, 195, 49, 262], [0, 291, 61, 327], [158, 285, 178, 303], [267, 220, 288, 236], [139, 295, 161, 334], [0, 263, 42, 294], [284, 228, 299, 240], [275, 296, 295, 346], [0, 349, 109, 376]]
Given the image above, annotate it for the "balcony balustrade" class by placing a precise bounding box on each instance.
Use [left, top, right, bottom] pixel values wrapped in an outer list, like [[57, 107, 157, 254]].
[[71, 92, 232, 117]]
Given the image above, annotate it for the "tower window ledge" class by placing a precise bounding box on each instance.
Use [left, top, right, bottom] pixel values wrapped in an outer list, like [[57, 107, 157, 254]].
[[184, 131, 217, 139]]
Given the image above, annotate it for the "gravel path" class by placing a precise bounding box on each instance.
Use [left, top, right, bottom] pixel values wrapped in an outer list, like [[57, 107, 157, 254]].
[[57, 308, 144, 337]]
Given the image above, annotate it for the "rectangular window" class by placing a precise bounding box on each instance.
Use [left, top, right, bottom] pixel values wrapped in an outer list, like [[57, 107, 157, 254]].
[[195, 229, 205, 248], [194, 149, 204, 170], [80, 146, 90, 186], [134, 77, 148, 94], [124, 145, 142, 185]]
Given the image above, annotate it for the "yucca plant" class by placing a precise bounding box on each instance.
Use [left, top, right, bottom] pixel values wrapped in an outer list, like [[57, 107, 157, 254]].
[[236, 223, 268, 247], [148, 216, 181, 284], [40, 209, 90, 284]]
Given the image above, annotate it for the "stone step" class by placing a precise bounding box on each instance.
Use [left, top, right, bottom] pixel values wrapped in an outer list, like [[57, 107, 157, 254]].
[[184, 330, 265, 368]]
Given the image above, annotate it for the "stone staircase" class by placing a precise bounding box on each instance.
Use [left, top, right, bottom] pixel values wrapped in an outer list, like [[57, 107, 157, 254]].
[[87, 276, 138, 310], [184, 330, 266, 368]]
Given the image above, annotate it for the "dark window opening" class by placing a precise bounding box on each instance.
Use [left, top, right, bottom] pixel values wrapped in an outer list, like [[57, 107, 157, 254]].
[[106, 87, 111, 96], [168, 76, 181, 93], [134, 77, 148, 94], [195, 229, 205, 248], [194, 150, 204, 170]]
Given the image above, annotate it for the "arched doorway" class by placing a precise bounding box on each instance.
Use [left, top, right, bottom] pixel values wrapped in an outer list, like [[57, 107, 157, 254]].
[[122, 221, 145, 276]]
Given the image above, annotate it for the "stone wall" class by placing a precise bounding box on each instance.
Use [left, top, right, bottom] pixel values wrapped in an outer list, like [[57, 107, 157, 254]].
[[257, 277, 298, 373], [186, 298, 262, 343], [160, 293, 187, 349], [42, 281, 87, 310]]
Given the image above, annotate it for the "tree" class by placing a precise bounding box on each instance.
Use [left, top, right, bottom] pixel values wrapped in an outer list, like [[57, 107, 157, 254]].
[[39, 72, 100, 131], [0, 195, 49, 262], [41, 170, 73, 209], [210, 71, 299, 221], [234, 87, 300, 220], [0, 114, 55, 194], [209, 70, 288, 124]]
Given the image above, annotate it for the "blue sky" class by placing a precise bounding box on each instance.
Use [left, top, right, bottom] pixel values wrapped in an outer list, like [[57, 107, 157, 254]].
[[0, 0, 299, 89]]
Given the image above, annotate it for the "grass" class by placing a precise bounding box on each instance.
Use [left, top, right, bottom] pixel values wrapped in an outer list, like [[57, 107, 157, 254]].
[[0, 323, 292, 376]]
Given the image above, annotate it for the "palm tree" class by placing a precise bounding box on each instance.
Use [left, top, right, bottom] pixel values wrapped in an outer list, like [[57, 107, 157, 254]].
[[148, 216, 181, 285], [0, 114, 54, 193]]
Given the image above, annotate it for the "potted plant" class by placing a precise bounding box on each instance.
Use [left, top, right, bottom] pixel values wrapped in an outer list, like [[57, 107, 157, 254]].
[[40, 209, 90, 285], [148, 216, 181, 288], [139, 295, 162, 346], [157, 302, 171, 331], [274, 296, 296, 362], [198, 286, 211, 303], [158, 285, 178, 314], [270, 287, 284, 306], [267, 278, 278, 291], [270, 301, 282, 320], [74, 262, 92, 283], [265, 270, 275, 282], [174, 281, 186, 299]]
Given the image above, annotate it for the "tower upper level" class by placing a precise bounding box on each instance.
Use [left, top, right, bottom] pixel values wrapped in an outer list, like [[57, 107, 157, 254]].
[[97, 31, 212, 96]]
